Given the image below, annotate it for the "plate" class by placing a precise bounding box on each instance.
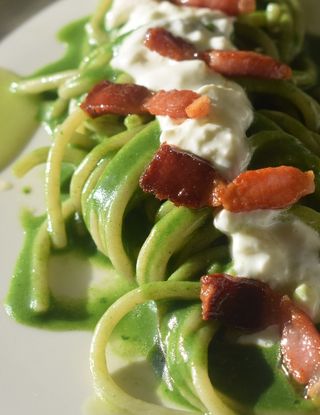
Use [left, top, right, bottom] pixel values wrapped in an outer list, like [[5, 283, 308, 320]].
[[0, 1, 320, 415], [0, 2, 97, 415]]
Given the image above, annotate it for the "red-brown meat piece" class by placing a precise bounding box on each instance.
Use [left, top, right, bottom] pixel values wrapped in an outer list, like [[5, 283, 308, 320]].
[[170, 0, 256, 15], [200, 274, 279, 331], [144, 90, 203, 118], [144, 27, 198, 61], [81, 81, 209, 119], [144, 28, 291, 81], [140, 143, 225, 208], [202, 50, 292, 80], [280, 296, 320, 400], [216, 166, 315, 212], [200, 273, 320, 401], [185, 95, 211, 118], [80, 81, 152, 117]]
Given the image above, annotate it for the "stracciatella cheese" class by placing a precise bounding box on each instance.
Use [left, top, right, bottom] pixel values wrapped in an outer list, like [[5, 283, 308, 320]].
[[158, 84, 252, 180], [106, 0, 234, 50], [214, 209, 320, 321], [107, 0, 253, 179], [109, 1, 235, 90]]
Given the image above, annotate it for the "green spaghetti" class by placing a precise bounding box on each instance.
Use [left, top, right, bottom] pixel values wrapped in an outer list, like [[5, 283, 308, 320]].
[[4, 0, 320, 414]]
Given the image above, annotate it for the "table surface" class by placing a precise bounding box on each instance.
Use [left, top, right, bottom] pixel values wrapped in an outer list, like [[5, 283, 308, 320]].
[[0, 0, 57, 40]]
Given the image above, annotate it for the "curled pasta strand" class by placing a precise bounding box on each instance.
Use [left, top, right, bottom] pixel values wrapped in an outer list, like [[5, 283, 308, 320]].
[[70, 126, 144, 212], [136, 207, 210, 285], [87, 0, 112, 45], [30, 199, 76, 313], [90, 281, 203, 415], [45, 107, 88, 248], [12, 70, 77, 94], [13, 146, 86, 178]]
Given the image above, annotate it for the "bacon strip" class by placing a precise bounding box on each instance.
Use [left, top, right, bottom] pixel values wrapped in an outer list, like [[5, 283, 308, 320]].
[[202, 50, 292, 80], [215, 166, 315, 212], [81, 81, 210, 119], [201, 274, 279, 331], [141, 159, 314, 211], [280, 296, 320, 399], [80, 81, 152, 117], [144, 27, 198, 61], [144, 89, 205, 118], [201, 274, 320, 401], [140, 144, 225, 208], [144, 28, 292, 81], [185, 95, 211, 118], [170, 0, 256, 15]]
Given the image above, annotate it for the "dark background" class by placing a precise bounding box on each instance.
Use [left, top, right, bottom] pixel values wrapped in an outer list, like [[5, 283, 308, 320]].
[[0, 0, 57, 39]]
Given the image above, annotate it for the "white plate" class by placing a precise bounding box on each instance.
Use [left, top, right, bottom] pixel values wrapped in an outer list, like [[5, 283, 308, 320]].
[[0, 2, 98, 415], [1, 1, 320, 415]]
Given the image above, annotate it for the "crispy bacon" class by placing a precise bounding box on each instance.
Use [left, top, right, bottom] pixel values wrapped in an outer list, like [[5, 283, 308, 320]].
[[215, 166, 315, 212], [81, 81, 210, 120], [185, 95, 211, 118], [140, 143, 225, 208], [280, 297, 320, 399], [201, 274, 279, 331], [144, 90, 203, 118], [201, 273, 320, 401], [170, 0, 256, 15], [144, 27, 198, 61], [141, 156, 315, 212], [202, 50, 292, 80], [80, 81, 152, 117], [144, 28, 291, 81]]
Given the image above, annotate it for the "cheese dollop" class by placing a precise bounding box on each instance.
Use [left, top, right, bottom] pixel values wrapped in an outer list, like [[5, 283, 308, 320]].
[[158, 84, 252, 180], [214, 209, 320, 321]]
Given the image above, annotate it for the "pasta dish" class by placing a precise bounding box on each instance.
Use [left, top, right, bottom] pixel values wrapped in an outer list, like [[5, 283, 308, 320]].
[[3, 0, 320, 414]]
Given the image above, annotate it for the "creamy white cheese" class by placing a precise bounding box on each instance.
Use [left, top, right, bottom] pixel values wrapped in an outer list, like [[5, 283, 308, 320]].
[[158, 83, 253, 179], [109, 2, 235, 90], [214, 209, 320, 321], [107, 0, 253, 179], [107, 0, 234, 49], [113, 33, 216, 91]]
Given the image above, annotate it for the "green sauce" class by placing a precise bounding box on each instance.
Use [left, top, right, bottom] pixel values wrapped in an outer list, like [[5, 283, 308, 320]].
[[4, 17, 128, 330], [33, 17, 90, 77], [0, 18, 89, 171], [6, 211, 117, 325], [210, 329, 316, 414], [6, 209, 157, 359], [0, 68, 40, 170]]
